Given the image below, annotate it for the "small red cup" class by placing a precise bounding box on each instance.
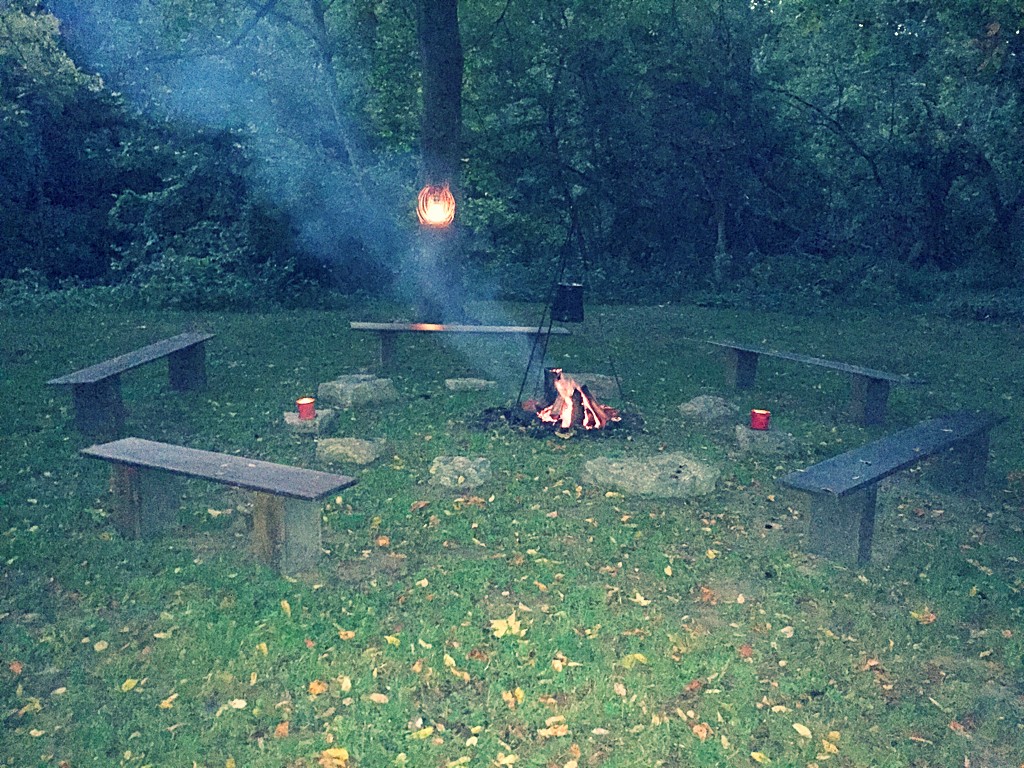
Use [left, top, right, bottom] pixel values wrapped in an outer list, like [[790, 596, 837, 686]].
[[296, 397, 316, 420], [750, 409, 771, 430]]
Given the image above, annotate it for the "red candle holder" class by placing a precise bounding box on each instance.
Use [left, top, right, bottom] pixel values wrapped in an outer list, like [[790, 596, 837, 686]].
[[296, 397, 316, 421], [750, 409, 771, 430]]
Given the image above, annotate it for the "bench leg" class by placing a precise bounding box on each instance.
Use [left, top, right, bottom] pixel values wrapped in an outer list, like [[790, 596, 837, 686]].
[[377, 333, 396, 371], [109, 465, 181, 539], [251, 492, 322, 575], [805, 486, 877, 565], [723, 349, 758, 389], [930, 432, 991, 494], [71, 378, 126, 439], [167, 343, 208, 391], [849, 375, 889, 426]]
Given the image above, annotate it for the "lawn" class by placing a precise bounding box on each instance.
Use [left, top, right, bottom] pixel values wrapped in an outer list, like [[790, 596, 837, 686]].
[[1, 300, 1022, 768]]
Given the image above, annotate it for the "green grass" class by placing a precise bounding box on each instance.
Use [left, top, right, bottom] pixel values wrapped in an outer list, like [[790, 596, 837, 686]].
[[1, 300, 1022, 767]]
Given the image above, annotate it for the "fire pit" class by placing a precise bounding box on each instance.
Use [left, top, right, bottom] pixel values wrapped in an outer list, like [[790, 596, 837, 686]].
[[476, 368, 629, 438], [533, 368, 620, 431]]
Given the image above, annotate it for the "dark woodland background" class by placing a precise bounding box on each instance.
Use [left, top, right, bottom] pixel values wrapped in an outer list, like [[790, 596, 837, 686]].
[[2, 0, 1022, 315]]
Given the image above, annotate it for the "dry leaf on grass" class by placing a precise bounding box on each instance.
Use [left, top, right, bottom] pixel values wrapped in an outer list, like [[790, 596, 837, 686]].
[[319, 747, 349, 767]]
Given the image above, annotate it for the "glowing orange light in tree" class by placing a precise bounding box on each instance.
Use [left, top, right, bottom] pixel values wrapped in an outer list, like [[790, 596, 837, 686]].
[[417, 183, 456, 227]]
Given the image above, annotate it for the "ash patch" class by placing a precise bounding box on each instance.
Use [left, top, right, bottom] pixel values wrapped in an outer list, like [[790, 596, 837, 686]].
[[472, 406, 644, 438]]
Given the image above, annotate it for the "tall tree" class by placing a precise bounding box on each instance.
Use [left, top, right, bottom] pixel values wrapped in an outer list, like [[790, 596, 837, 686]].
[[418, 0, 463, 187], [414, 0, 466, 320]]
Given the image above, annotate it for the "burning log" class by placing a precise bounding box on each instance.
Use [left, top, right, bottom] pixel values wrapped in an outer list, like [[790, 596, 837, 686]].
[[536, 368, 620, 431]]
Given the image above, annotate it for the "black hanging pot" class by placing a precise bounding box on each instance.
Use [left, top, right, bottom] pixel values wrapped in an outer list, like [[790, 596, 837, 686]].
[[552, 282, 584, 323]]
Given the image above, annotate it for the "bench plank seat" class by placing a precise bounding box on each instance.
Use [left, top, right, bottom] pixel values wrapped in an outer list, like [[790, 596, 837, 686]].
[[706, 339, 923, 425], [48, 332, 214, 385], [49, 332, 214, 439], [83, 437, 356, 574], [778, 411, 1003, 564], [82, 437, 355, 499], [350, 321, 570, 370], [351, 321, 570, 335]]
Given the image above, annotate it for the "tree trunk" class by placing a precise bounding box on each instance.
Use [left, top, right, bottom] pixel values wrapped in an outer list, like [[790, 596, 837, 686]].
[[417, 0, 463, 187], [414, 0, 466, 322]]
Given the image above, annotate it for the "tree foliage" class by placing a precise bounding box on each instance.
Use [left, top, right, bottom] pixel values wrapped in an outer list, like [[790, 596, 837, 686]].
[[2, 0, 1021, 306]]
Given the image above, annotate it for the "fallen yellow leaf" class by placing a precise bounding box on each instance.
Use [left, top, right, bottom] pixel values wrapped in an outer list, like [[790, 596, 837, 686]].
[[537, 723, 570, 738], [408, 726, 434, 739], [501, 687, 525, 708], [490, 611, 526, 639], [620, 653, 648, 669], [159, 692, 178, 709], [337, 628, 355, 640], [280, 599, 291, 618], [368, 692, 389, 704], [910, 606, 937, 625], [793, 723, 812, 739], [751, 751, 771, 763], [384, 635, 401, 646], [318, 747, 350, 768], [120, 678, 139, 693], [308, 679, 328, 696]]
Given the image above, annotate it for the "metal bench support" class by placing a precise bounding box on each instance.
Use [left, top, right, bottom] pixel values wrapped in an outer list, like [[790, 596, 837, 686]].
[[251, 493, 323, 575], [722, 347, 759, 389], [806, 486, 877, 565], [168, 343, 208, 391], [848, 375, 890, 426], [110, 464, 182, 539], [71, 377, 126, 440]]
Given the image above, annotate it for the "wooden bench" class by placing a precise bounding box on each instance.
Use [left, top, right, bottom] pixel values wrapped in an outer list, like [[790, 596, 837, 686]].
[[48, 332, 214, 439], [778, 411, 1004, 565], [82, 437, 357, 575], [350, 322, 571, 371], [706, 340, 924, 425]]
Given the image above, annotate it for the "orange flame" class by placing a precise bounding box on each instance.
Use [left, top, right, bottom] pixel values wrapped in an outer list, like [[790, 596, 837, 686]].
[[417, 184, 456, 227], [537, 369, 620, 430]]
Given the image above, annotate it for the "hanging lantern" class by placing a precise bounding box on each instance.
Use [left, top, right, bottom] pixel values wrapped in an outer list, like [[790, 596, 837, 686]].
[[417, 183, 456, 228]]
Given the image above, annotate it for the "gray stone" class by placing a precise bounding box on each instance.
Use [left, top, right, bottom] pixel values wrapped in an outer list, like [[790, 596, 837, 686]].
[[679, 395, 741, 425], [581, 452, 720, 498], [428, 456, 492, 489], [283, 408, 338, 435], [565, 373, 620, 402], [734, 425, 799, 456], [316, 437, 388, 465], [445, 378, 496, 392], [318, 374, 400, 409]]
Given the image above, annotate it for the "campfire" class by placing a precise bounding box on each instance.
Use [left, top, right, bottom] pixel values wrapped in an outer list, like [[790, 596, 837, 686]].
[[533, 368, 621, 431]]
